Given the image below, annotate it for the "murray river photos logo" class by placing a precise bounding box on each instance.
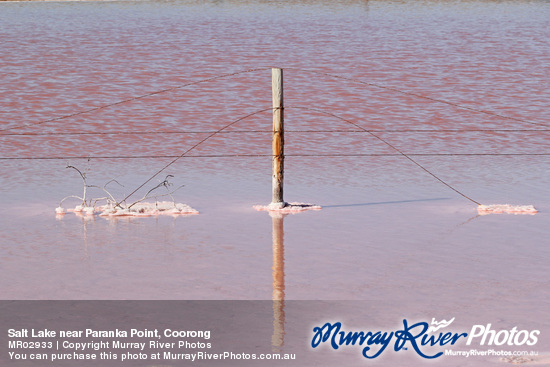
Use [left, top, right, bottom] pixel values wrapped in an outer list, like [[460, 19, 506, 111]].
[[310, 318, 540, 359]]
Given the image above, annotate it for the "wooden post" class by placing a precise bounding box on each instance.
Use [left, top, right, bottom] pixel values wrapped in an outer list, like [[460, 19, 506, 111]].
[[271, 68, 285, 208]]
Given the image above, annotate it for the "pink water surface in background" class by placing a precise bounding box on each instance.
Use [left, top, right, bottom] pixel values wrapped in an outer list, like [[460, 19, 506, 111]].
[[0, 1, 549, 365]]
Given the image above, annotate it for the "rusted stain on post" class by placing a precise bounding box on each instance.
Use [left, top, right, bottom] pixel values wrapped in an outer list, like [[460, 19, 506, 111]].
[[271, 68, 285, 208]]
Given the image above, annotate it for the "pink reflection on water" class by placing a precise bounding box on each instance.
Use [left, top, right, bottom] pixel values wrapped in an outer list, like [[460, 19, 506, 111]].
[[0, 4, 549, 360]]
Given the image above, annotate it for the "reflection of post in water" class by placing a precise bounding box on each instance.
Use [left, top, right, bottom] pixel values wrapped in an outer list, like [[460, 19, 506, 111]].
[[75, 212, 94, 260], [271, 212, 286, 352]]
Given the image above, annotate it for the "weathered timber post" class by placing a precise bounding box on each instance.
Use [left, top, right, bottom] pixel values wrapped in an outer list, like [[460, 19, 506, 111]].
[[271, 68, 285, 208]]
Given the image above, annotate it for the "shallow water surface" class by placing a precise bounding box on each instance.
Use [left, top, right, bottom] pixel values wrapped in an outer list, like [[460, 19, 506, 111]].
[[0, 0, 549, 365]]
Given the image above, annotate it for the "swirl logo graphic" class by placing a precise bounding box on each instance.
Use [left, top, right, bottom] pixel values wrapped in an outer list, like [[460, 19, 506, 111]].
[[427, 318, 455, 333]]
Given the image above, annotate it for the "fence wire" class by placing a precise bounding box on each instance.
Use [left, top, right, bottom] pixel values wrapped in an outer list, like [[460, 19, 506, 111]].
[[2, 153, 549, 161], [1, 67, 547, 205]]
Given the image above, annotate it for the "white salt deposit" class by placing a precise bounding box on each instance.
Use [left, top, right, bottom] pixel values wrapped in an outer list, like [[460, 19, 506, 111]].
[[83, 207, 95, 216], [99, 201, 199, 217], [253, 202, 322, 213], [58, 201, 198, 217], [477, 204, 538, 215]]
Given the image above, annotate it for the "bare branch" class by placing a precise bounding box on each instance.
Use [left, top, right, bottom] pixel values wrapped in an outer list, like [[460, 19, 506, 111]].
[[128, 175, 176, 209], [129, 184, 184, 209], [59, 195, 84, 207], [66, 165, 88, 206]]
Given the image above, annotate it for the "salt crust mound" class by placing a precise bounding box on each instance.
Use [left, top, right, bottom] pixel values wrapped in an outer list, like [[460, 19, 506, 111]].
[[477, 204, 538, 215], [56, 201, 198, 217], [253, 202, 322, 213]]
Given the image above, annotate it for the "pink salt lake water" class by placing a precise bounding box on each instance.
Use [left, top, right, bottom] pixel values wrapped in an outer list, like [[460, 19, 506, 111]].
[[0, 0, 549, 365]]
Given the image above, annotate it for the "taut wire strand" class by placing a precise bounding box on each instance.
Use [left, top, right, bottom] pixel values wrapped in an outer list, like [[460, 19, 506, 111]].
[[287, 105, 482, 205], [2, 128, 549, 137], [0, 67, 270, 133], [115, 107, 274, 206], [284, 67, 549, 129], [2, 153, 549, 160]]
